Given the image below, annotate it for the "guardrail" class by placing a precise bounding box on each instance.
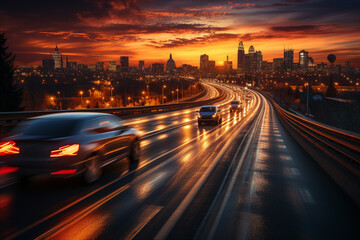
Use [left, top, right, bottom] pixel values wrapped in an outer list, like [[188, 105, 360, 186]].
[[0, 86, 225, 136], [263, 91, 360, 205]]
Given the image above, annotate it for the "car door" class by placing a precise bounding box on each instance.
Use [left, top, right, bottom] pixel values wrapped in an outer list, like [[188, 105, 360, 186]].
[[107, 116, 133, 158]]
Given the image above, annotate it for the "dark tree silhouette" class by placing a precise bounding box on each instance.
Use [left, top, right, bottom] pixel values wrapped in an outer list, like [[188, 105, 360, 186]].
[[0, 33, 23, 111]]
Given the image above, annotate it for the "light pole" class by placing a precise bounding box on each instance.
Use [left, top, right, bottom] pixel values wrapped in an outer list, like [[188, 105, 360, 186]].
[[176, 88, 179, 102], [79, 91, 83, 105], [162, 85, 166, 104], [306, 83, 309, 115], [172, 91, 174, 102]]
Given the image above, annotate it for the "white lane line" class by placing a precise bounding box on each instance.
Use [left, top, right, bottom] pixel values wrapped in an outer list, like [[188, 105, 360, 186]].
[[299, 188, 315, 204], [0, 181, 16, 190]]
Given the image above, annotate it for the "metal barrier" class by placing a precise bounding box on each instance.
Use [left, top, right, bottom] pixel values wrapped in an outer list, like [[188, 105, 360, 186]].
[[263, 91, 360, 205], [0, 86, 225, 135]]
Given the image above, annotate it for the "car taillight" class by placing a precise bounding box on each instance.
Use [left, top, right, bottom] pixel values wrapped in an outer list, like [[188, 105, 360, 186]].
[[0, 141, 20, 156], [50, 144, 79, 157]]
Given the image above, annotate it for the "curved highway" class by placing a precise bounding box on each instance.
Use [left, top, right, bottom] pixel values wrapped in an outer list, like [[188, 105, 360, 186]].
[[0, 82, 358, 240]]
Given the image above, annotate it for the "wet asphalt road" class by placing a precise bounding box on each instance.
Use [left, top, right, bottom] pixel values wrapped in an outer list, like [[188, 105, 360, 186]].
[[0, 83, 358, 240]]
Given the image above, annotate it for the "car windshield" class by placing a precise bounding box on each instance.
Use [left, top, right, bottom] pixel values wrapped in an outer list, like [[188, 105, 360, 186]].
[[231, 101, 240, 105], [200, 107, 216, 112], [21, 118, 80, 138]]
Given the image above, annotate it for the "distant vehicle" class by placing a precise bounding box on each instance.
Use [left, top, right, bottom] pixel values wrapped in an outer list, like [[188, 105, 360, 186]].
[[0, 112, 140, 183], [197, 105, 222, 125], [229, 100, 243, 113]]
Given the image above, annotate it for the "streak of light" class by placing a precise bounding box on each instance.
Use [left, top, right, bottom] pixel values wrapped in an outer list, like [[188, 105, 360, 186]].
[[157, 134, 168, 140], [140, 140, 152, 148]]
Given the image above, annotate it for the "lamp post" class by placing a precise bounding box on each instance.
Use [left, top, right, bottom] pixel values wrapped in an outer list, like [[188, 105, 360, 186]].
[[176, 88, 179, 103], [172, 90, 174, 102], [305, 83, 310, 115], [79, 91, 83, 105], [162, 85, 166, 105]]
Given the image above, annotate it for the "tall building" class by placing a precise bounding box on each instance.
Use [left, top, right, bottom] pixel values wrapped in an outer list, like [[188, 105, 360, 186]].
[[299, 50, 309, 70], [108, 61, 117, 71], [166, 53, 176, 73], [249, 45, 255, 54], [344, 61, 351, 72], [273, 58, 284, 72], [200, 54, 209, 73], [139, 60, 145, 71], [152, 63, 164, 75], [120, 56, 129, 72], [256, 51, 262, 71], [237, 41, 245, 71], [42, 59, 54, 71], [208, 60, 216, 73], [53, 45, 61, 69], [224, 55, 233, 72], [96, 62, 104, 71], [284, 49, 294, 71]]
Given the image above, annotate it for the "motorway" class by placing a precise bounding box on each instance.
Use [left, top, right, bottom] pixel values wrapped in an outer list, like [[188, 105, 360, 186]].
[[0, 82, 359, 240]]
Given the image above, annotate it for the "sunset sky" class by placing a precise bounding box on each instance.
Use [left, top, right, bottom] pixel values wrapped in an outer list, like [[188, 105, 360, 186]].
[[1, 0, 360, 67]]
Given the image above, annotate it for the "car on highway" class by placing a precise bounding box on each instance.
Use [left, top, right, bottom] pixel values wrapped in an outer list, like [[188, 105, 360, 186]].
[[229, 100, 243, 113], [0, 112, 141, 183], [197, 105, 222, 125]]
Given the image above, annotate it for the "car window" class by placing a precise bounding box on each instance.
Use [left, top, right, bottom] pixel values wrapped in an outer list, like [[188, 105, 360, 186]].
[[200, 107, 216, 112], [83, 116, 123, 134], [21, 118, 80, 138]]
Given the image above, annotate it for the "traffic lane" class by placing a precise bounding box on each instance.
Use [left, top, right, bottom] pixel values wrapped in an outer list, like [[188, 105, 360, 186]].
[[33, 110, 248, 240], [215, 99, 360, 240], [0, 109, 245, 239]]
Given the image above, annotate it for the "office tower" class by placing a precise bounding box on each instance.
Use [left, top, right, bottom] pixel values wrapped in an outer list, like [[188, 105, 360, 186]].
[[96, 62, 104, 71], [120, 56, 129, 72], [273, 58, 284, 72], [108, 61, 117, 71], [299, 50, 309, 70], [224, 55, 233, 72], [200, 54, 209, 73], [166, 53, 176, 73], [208, 60, 216, 73], [152, 63, 164, 75], [237, 41, 245, 71], [42, 59, 55, 71], [139, 60, 145, 71], [284, 49, 294, 71], [256, 51, 262, 71], [248, 45, 255, 54], [53, 45, 61, 69]]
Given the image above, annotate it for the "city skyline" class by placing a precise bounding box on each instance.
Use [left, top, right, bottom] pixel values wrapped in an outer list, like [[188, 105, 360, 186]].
[[1, 0, 360, 66]]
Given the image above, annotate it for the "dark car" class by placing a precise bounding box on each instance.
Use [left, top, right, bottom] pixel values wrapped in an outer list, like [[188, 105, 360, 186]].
[[197, 105, 222, 125], [229, 100, 243, 113], [0, 112, 140, 183]]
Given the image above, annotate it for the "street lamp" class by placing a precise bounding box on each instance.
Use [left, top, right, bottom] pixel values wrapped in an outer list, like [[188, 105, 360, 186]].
[[176, 88, 179, 102], [79, 91, 84, 104], [172, 91, 174, 102], [162, 85, 166, 105]]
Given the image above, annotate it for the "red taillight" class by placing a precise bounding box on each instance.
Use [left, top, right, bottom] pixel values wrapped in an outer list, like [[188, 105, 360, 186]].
[[0, 166, 19, 175], [51, 169, 77, 175], [50, 144, 79, 157], [0, 141, 20, 156]]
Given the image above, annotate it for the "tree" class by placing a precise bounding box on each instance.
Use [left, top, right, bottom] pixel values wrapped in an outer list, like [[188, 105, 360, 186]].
[[0, 33, 23, 111]]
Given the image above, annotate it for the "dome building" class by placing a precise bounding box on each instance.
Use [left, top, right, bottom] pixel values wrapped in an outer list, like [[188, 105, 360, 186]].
[[166, 53, 176, 73]]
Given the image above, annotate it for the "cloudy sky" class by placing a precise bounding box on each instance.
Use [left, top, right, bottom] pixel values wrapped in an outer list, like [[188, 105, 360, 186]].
[[1, 0, 360, 66]]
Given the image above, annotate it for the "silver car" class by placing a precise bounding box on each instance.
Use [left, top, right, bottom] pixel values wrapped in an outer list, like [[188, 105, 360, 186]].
[[197, 105, 222, 125]]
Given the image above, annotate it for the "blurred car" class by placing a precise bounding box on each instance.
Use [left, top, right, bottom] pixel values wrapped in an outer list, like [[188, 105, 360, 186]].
[[0, 112, 140, 183], [229, 100, 243, 113], [197, 105, 222, 125]]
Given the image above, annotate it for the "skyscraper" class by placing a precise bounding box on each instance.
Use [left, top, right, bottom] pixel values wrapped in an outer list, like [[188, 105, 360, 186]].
[[299, 50, 309, 70], [237, 41, 245, 71], [53, 45, 61, 69], [166, 53, 176, 73], [249, 45, 255, 54], [200, 54, 209, 73], [224, 55, 233, 72], [139, 60, 145, 71], [120, 56, 129, 72], [284, 49, 294, 71], [108, 61, 117, 71]]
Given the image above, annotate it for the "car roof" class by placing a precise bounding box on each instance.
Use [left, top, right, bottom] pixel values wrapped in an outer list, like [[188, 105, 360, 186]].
[[30, 112, 114, 121], [201, 105, 217, 108]]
